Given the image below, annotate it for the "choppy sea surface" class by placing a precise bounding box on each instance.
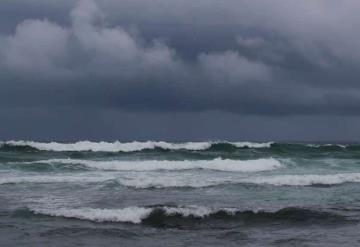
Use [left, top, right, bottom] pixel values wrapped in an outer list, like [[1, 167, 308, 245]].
[[1, 140, 360, 246]]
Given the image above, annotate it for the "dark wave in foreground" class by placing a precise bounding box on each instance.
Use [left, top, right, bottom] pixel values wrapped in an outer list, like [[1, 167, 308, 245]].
[[1, 140, 358, 153], [141, 207, 352, 228], [13, 205, 353, 227]]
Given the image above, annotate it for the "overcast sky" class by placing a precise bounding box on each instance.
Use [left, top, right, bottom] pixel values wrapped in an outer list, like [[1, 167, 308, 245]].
[[1, 0, 360, 141]]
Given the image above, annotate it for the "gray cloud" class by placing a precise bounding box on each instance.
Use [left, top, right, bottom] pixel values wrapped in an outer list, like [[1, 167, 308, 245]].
[[0, 0, 181, 79], [198, 51, 270, 84], [0, 0, 277, 113], [1, 0, 360, 140], [3, 19, 70, 77]]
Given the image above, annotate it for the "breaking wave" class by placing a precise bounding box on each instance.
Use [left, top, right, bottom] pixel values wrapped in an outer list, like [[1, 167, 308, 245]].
[[18, 157, 282, 172], [0, 140, 273, 152], [0, 174, 238, 188], [0, 175, 114, 185], [26, 205, 349, 226], [1, 140, 357, 154], [245, 173, 360, 186], [4, 173, 360, 189], [113, 173, 360, 188], [3, 172, 360, 188]]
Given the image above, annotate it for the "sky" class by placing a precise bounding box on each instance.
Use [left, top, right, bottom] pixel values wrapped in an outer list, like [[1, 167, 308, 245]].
[[1, 0, 360, 141]]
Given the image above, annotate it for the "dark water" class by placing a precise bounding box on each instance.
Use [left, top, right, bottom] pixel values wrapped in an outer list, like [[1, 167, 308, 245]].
[[1, 141, 360, 246]]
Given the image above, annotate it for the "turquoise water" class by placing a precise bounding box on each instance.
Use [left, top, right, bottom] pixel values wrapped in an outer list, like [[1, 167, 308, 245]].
[[1, 141, 360, 246]]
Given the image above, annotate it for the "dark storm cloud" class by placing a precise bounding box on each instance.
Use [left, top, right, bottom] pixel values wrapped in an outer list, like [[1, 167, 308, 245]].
[[1, 0, 360, 117]]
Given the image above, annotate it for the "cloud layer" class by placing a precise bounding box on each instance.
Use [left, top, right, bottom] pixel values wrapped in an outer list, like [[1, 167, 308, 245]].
[[1, 0, 360, 117]]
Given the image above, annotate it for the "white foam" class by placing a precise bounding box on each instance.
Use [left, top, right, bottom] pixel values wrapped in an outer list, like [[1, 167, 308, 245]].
[[245, 173, 360, 186], [3, 140, 212, 152], [0, 174, 228, 188], [30, 205, 239, 223], [232, 142, 273, 148], [27, 158, 282, 172], [0, 175, 113, 185], [116, 174, 229, 188], [4, 171, 360, 188], [2, 140, 273, 152], [32, 207, 153, 224], [306, 144, 347, 148], [161, 205, 237, 217], [0, 172, 241, 188]]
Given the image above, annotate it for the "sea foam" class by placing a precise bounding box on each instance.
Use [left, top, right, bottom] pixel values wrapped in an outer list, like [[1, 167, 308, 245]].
[[118, 172, 360, 188], [245, 173, 360, 186], [25, 157, 282, 172], [30, 205, 239, 224], [3, 172, 360, 188], [29, 205, 339, 225], [232, 142, 273, 148], [32, 207, 153, 224], [2, 140, 272, 152], [0, 175, 113, 185]]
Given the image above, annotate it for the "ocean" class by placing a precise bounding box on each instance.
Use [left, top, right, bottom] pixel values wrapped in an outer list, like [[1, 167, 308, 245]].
[[1, 140, 360, 246]]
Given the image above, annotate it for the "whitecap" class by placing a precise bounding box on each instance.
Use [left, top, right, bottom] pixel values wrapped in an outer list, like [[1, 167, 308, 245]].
[[2, 140, 273, 152], [3, 140, 212, 152], [245, 173, 360, 186], [30, 205, 239, 224], [25, 157, 282, 172]]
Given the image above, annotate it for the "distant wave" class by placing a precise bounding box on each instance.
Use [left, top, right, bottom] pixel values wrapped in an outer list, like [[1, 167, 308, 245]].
[[0, 174, 238, 188], [244, 173, 360, 186], [115, 173, 360, 188], [3, 172, 360, 188], [27, 205, 347, 225], [305, 144, 347, 148], [1, 140, 356, 153], [231, 142, 273, 148], [0, 175, 110, 185], [0, 140, 273, 152], [18, 157, 282, 172]]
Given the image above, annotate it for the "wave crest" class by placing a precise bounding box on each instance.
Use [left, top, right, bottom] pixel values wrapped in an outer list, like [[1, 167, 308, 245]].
[[28, 205, 348, 226], [2, 141, 358, 153], [0, 140, 272, 152], [20, 158, 282, 172], [246, 173, 360, 186], [3, 172, 360, 188]]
